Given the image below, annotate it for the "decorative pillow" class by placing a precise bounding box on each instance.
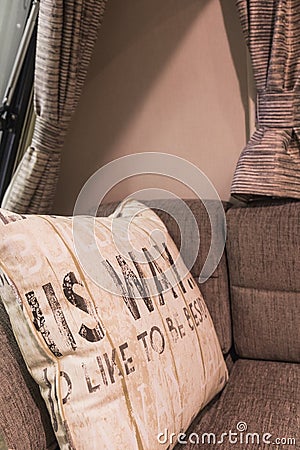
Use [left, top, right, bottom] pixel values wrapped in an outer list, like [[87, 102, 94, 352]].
[[0, 200, 227, 450]]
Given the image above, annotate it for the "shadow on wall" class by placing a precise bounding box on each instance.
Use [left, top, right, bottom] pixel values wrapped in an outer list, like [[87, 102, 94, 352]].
[[219, 0, 251, 140], [55, 0, 211, 210], [89, 0, 211, 74], [54, 0, 248, 214], [85, 0, 212, 149]]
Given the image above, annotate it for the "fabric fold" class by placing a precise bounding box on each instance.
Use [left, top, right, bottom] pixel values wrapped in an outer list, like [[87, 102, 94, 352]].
[[2, 0, 107, 214], [231, 0, 300, 200]]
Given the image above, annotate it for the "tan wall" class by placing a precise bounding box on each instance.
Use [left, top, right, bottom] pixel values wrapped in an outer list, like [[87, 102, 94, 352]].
[[53, 0, 249, 215]]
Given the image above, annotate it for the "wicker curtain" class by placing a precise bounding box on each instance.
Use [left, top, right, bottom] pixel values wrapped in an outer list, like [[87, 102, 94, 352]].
[[2, 0, 106, 214], [231, 0, 300, 201]]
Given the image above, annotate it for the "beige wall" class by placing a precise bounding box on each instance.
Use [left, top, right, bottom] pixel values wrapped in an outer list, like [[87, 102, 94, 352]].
[[53, 0, 249, 215]]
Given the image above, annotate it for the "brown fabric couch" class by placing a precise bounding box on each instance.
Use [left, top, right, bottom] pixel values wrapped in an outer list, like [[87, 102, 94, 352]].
[[0, 199, 299, 449]]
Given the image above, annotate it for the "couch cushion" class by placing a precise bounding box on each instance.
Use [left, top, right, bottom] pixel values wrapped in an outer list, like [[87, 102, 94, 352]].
[[174, 359, 300, 449], [98, 199, 232, 354], [0, 299, 57, 450], [226, 201, 300, 361]]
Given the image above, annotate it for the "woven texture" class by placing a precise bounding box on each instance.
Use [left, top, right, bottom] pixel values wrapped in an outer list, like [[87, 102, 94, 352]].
[[0, 299, 57, 450], [231, 0, 300, 200], [178, 359, 300, 449], [97, 199, 232, 354], [2, 0, 106, 214], [226, 200, 300, 362]]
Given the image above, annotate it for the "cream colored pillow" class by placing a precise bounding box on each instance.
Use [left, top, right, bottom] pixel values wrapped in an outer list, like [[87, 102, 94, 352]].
[[0, 200, 227, 450]]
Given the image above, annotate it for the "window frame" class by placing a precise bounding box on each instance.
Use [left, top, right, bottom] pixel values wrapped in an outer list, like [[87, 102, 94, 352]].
[[0, 0, 39, 203]]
